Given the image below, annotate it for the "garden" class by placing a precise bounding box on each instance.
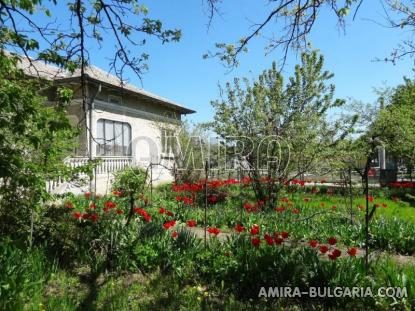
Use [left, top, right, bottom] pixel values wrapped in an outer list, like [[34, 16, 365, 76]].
[[2, 1, 415, 310], [2, 167, 415, 310]]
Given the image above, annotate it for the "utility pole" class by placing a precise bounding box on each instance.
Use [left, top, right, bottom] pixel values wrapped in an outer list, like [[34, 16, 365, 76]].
[[88, 83, 101, 197]]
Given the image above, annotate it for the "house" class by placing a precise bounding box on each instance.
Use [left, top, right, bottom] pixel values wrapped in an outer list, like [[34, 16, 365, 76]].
[[17, 56, 195, 194], [369, 146, 398, 186]]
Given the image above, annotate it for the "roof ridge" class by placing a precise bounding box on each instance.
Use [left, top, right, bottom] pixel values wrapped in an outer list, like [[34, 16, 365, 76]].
[[11, 52, 195, 113]]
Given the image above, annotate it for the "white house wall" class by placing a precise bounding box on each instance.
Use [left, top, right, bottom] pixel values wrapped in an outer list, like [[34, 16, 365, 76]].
[[92, 100, 177, 189]]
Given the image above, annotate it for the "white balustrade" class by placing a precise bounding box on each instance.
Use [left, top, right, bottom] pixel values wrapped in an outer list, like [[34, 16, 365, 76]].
[[65, 156, 133, 174]]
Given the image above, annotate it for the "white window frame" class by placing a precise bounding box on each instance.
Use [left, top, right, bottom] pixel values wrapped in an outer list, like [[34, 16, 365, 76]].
[[96, 118, 132, 156]]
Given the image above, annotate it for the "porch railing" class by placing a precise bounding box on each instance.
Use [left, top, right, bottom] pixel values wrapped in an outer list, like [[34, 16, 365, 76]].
[[65, 156, 134, 174]]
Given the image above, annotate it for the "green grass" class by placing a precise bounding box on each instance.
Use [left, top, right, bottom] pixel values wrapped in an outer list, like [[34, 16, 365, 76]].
[[306, 193, 415, 223], [12, 251, 415, 310], [374, 201, 415, 223]]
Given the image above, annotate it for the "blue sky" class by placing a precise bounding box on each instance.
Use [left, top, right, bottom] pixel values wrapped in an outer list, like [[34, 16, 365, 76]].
[[30, 1, 415, 123], [136, 1, 413, 123]]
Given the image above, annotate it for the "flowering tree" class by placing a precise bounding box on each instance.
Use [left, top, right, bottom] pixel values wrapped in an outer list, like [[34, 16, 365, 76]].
[[209, 51, 353, 205]]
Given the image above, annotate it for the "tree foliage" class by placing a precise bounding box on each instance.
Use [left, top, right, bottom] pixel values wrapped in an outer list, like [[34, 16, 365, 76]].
[[0, 53, 79, 239], [371, 78, 415, 173], [0, 0, 181, 80], [209, 51, 353, 202]]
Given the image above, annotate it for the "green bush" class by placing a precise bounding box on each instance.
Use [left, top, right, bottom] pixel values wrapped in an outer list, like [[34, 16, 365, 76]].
[[112, 167, 148, 196]]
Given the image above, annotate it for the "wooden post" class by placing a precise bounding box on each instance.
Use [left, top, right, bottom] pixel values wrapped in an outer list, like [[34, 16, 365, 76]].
[[364, 159, 370, 274], [204, 159, 208, 249], [150, 163, 153, 205], [173, 162, 177, 184], [349, 167, 353, 225], [239, 167, 243, 224]]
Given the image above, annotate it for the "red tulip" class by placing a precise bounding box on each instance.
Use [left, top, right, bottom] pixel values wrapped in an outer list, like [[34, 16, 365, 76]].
[[329, 248, 342, 260], [328, 237, 337, 245], [163, 220, 176, 230], [319, 245, 329, 254], [347, 247, 358, 257], [186, 219, 197, 227], [274, 237, 284, 245], [234, 224, 245, 233], [208, 195, 218, 204], [250, 224, 260, 235], [104, 201, 116, 209], [309, 240, 318, 248], [65, 202, 74, 209], [332, 248, 342, 257], [89, 213, 99, 222], [112, 190, 122, 197], [73, 212, 82, 219], [182, 197, 193, 205], [159, 207, 166, 214], [135, 207, 152, 222], [281, 231, 289, 239], [275, 206, 285, 213], [264, 234, 274, 245], [251, 237, 261, 247], [171, 231, 178, 238], [208, 227, 220, 235]]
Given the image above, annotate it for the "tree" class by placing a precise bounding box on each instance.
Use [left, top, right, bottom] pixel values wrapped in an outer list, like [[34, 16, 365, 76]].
[[209, 51, 353, 205], [371, 78, 415, 180], [205, 0, 415, 68], [0, 1, 180, 80], [0, 54, 79, 242]]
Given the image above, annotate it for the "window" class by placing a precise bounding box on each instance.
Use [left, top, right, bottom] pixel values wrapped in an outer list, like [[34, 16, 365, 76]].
[[108, 95, 122, 105], [161, 128, 175, 154], [96, 119, 131, 156]]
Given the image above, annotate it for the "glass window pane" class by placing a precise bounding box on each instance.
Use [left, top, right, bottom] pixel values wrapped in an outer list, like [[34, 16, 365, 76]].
[[96, 119, 105, 156], [96, 119, 131, 156], [105, 120, 114, 156], [123, 123, 131, 156], [114, 123, 123, 156]]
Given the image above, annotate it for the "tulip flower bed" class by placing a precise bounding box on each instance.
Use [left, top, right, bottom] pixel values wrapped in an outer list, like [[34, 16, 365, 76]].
[[2, 177, 415, 310]]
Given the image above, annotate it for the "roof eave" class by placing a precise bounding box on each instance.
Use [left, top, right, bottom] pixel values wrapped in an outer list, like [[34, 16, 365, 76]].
[[54, 75, 196, 115]]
